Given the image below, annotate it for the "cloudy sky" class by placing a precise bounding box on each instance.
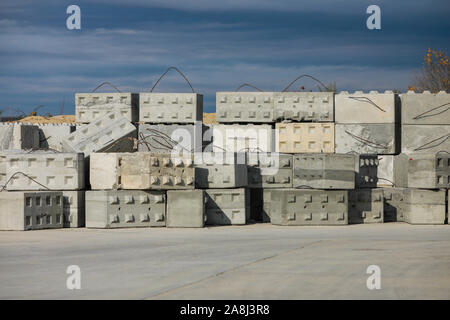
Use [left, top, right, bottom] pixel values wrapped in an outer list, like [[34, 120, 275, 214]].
[[0, 0, 449, 115]]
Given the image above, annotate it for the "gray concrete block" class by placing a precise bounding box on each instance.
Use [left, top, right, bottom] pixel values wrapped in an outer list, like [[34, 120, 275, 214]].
[[32, 123, 75, 151], [85, 190, 166, 229], [401, 91, 450, 125], [348, 189, 384, 224], [274, 92, 334, 122], [404, 189, 446, 225], [293, 153, 355, 189], [138, 123, 203, 153], [0, 123, 40, 150], [205, 188, 249, 225], [62, 190, 85, 228], [140, 93, 203, 123], [269, 188, 349, 226], [195, 152, 247, 188], [356, 154, 379, 188], [276, 122, 335, 153], [382, 187, 406, 222], [0, 191, 64, 230], [216, 92, 275, 123], [212, 124, 275, 153], [335, 90, 397, 124], [401, 124, 450, 154], [167, 190, 205, 228], [247, 152, 293, 188], [4, 151, 84, 191], [394, 153, 450, 189], [90, 152, 195, 190], [75, 93, 139, 123], [61, 111, 137, 157], [377, 155, 395, 187], [335, 123, 397, 154]]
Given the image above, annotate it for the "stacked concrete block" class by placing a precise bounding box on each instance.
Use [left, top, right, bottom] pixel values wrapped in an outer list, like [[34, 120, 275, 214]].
[[195, 152, 247, 189], [335, 91, 399, 154], [33, 123, 76, 151], [216, 92, 275, 123], [274, 92, 334, 122], [85, 190, 166, 228], [268, 189, 349, 226], [212, 124, 274, 153], [0, 123, 40, 151], [62, 191, 85, 228], [205, 188, 249, 225], [293, 153, 355, 189], [394, 153, 450, 189], [403, 188, 446, 224], [140, 93, 203, 123], [356, 154, 379, 188], [247, 152, 293, 188], [75, 93, 139, 123], [377, 155, 395, 187], [400, 91, 449, 154], [348, 189, 384, 224], [138, 123, 203, 153], [90, 152, 195, 190], [275, 122, 334, 153], [61, 111, 137, 157], [0, 191, 64, 230], [383, 187, 406, 222], [167, 190, 205, 227], [4, 151, 84, 191]]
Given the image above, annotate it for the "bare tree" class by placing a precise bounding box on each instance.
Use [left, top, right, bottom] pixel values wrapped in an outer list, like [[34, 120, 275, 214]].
[[409, 48, 449, 92]]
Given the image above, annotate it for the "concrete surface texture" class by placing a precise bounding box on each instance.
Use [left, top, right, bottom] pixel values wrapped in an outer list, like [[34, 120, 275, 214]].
[[348, 188, 384, 224], [167, 189, 205, 228], [274, 92, 334, 122], [32, 123, 75, 151], [212, 124, 275, 153], [1, 224, 449, 299], [205, 188, 249, 225], [355, 154, 379, 188], [401, 124, 450, 154], [216, 92, 275, 123], [377, 155, 395, 187], [0, 123, 40, 151], [139, 93, 203, 124], [403, 188, 446, 225], [400, 90, 449, 125], [275, 122, 335, 153], [247, 152, 293, 188], [75, 93, 139, 123], [62, 190, 85, 228]]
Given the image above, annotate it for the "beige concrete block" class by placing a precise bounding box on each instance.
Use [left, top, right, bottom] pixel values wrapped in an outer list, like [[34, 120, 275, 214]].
[[275, 122, 334, 153]]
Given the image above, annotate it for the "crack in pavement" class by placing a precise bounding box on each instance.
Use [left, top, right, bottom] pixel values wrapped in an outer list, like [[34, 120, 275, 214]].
[[144, 239, 324, 300]]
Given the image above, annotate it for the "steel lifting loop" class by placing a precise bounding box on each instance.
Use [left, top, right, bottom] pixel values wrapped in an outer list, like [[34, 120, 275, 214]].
[[282, 74, 329, 92], [414, 134, 450, 151], [235, 83, 264, 92], [92, 82, 121, 93], [150, 67, 195, 93], [412, 102, 450, 120], [345, 130, 389, 149], [348, 96, 386, 112]]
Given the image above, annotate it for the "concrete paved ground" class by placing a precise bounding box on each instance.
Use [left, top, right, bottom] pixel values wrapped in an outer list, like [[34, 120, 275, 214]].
[[0, 223, 449, 299]]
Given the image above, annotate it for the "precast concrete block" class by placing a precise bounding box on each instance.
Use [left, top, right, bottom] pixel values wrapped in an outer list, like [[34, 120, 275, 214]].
[[274, 92, 334, 122], [212, 124, 275, 153], [90, 152, 195, 190], [138, 123, 203, 153], [167, 190, 205, 227], [382, 187, 406, 222], [61, 111, 137, 157], [394, 153, 450, 189], [195, 152, 247, 189], [275, 122, 334, 153], [33, 123, 75, 151], [401, 91, 450, 125], [348, 189, 384, 224], [293, 153, 355, 189], [140, 93, 203, 123], [62, 190, 85, 228], [0, 123, 40, 150], [248, 188, 273, 222], [355, 154, 379, 188], [335, 90, 397, 124], [205, 188, 249, 225], [377, 155, 395, 187], [85, 190, 166, 228], [401, 124, 450, 154], [0, 191, 63, 230], [4, 151, 84, 191], [335, 123, 397, 154], [216, 92, 274, 123], [269, 189, 349, 226], [403, 189, 446, 225], [75, 92, 139, 123], [247, 152, 293, 188]]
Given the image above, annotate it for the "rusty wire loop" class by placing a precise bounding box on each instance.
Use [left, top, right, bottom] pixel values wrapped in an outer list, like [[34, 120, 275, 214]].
[[102, 136, 137, 153], [345, 130, 389, 149], [282, 74, 329, 92], [0, 172, 50, 192], [412, 102, 450, 119], [235, 83, 264, 92], [377, 177, 395, 186], [348, 96, 386, 112], [92, 82, 121, 93], [150, 67, 195, 93], [413, 134, 450, 151]]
